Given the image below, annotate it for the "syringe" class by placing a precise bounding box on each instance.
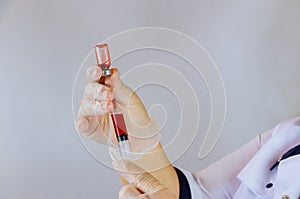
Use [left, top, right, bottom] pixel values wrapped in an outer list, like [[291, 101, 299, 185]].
[[94, 44, 131, 158]]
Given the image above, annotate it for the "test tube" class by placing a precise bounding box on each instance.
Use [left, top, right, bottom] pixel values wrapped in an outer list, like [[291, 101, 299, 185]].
[[94, 44, 131, 158]]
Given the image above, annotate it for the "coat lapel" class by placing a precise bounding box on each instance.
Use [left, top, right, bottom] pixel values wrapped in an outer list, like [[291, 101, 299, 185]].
[[236, 118, 300, 197]]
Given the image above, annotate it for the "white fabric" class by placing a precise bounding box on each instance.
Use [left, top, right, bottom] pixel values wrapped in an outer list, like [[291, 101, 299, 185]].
[[181, 117, 300, 199], [234, 117, 300, 198], [273, 155, 300, 198]]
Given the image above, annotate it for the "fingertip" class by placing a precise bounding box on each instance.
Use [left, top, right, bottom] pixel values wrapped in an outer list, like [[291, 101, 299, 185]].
[[86, 65, 102, 81], [110, 68, 119, 73], [111, 68, 120, 81]]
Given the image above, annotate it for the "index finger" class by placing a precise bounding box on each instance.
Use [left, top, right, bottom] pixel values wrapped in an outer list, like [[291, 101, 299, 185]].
[[86, 65, 102, 82]]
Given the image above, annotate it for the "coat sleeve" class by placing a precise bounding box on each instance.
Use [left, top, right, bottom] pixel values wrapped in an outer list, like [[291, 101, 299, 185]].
[[176, 128, 274, 199]]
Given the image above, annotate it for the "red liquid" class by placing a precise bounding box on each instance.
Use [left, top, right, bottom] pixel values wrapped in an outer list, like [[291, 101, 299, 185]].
[[95, 44, 111, 70], [111, 113, 128, 137]]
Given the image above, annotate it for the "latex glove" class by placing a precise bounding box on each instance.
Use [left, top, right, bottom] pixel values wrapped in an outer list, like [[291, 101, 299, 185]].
[[76, 65, 159, 153], [114, 160, 177, 199]]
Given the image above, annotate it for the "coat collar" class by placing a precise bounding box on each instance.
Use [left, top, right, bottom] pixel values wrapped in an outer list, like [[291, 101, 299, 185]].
[[237, 117, 300, 196]]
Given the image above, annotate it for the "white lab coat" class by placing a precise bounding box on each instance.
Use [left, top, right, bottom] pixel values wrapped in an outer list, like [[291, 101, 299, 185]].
[[181, 117, 300, 199]]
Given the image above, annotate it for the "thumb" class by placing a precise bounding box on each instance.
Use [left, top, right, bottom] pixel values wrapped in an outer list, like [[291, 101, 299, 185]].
[[113, 160, 166, 194], [105, 68, 142, 105]]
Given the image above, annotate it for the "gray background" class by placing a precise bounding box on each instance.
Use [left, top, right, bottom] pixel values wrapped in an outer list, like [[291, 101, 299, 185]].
[[0, 0, 299, 198]]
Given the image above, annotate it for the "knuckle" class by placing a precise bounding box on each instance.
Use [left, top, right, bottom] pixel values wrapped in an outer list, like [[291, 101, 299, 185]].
[[82, 98, 102, 116], [94, 101, 103, 115], [85, 83, 109, 100], [93, 101, 112, 115], [86, 66, 101, 79], [93, 84, 103, 99]]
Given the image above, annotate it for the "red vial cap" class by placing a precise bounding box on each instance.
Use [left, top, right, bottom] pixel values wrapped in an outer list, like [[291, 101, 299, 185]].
[[94, 44, 111, 70]]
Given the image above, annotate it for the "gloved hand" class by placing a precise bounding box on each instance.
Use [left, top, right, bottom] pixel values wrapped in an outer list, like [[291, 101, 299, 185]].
[[76, 65, 160, 154], [113, 160, 177, 199]]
